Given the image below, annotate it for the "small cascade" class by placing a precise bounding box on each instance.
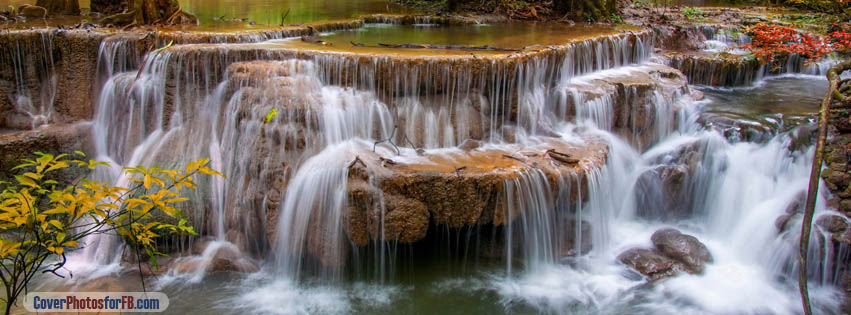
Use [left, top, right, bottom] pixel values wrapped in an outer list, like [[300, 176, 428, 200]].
[[0, 30, 57, 129], [9, 17, 847, 314], [503, 169, 556, 275], [668, 26, 837, 86]]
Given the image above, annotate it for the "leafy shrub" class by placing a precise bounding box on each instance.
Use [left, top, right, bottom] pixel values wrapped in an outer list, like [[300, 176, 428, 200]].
[[0, 152, 222, 313]]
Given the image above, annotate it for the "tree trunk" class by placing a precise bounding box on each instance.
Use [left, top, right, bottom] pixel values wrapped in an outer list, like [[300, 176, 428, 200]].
[[34, 0, 80, 15], [799, 60, 851, 315], [100, 0, 197, 27], [91, 0, 126, 15]]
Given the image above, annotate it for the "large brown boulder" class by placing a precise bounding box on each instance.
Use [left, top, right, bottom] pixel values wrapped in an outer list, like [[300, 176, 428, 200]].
[[651, 228, 713, 274], [618, 248, 681, 281]]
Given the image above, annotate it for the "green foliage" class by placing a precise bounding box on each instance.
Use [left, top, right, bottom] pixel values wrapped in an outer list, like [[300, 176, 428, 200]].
[[724, 28, 743, 41], [0, 152, 222, 314], [783, 0, 851, 16], [610, 13, 623, 23], [265, 108, 278, 124], [681, 7, 705, 20]]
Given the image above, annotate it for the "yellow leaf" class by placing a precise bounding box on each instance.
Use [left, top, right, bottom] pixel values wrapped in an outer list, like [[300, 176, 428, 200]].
[[15, 175, 38, 188], [35, 154, 53, 174], [199, 167, 225, 178], [49, 220, 62, 229], [43, 207, 67, 215], [44, 161, 69, 173], [144, 174, 152, 190]]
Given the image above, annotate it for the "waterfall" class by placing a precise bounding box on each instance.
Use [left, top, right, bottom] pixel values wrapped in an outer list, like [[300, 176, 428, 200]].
[[0, 30, 57, 129], [19, 20, 845, 314]]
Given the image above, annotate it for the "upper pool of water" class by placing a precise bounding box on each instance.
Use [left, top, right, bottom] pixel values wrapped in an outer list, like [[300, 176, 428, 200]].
[[259, 23, 627, 57], [698, 75, 825, 140]]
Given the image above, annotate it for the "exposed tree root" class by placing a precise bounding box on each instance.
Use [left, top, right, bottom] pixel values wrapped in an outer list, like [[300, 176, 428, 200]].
[[17, 4, 48, 18], [100, 0, 197, 27]]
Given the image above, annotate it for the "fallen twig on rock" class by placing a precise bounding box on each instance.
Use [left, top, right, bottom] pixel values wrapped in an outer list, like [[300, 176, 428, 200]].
[[374, 126, 401, 155], [502, 154, 525, 163], [546, 149, 580, 164], [301, 36, 331, 46], [348, 156, 366, 170], [373, 124, 422, 156], [379, 156, 397, 167], [454, 166, 467, 177]]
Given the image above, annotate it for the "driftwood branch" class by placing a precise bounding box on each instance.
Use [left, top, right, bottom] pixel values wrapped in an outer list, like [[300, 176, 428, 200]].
[[372, 124, 422, 156], [799, 60, 851, 315], [374, 125, 401, 155], [454, 166, 467, 177], [379, 157, 396, 167], [502, 154, 525, 163], [347, 156, 366, 170], [301, 36, 331, 46], [546, 149, 580, 164]]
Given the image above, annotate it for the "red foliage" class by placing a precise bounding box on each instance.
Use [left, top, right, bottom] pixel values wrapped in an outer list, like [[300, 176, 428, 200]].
[[741, 23, 851, 63]]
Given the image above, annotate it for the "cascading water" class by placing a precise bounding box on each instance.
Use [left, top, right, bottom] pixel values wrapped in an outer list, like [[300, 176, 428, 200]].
[[20, 18, 847, 315], [1, 30, 58, 129]]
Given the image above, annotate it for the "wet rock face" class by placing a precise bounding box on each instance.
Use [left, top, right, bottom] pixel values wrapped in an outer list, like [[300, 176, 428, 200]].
[[0, 123, 93, 184], [618, 248, 680, 281], [636, 139, 708, 220], [653, 25, 710, 53], [698, 114, 777, 143], [560, 64, 688, 149], [775, 213, 797, 233], [636, 165, 689, 220], [817, 215, 849, 234], [560, 220, 592, 257], [619, 228, 713, 280], [341, 138, 607, 251], [651, 228, 713, 274], [0, 30, 106, 130], [170, 241, 260, 274], [668, 54, 763, 87]]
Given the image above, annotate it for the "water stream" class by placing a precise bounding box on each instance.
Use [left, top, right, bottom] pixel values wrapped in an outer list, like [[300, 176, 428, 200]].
[[19, 17, 845, 315]]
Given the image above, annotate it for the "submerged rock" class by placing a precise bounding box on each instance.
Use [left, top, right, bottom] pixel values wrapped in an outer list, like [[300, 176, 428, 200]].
[[172, 241, 260, 274], [816, 215, 849, 234], [560, 219, 592, 257], [775, 213, 797, 233], [651, 228, 713, 274], [618, 248, 680, 281], [619, 228, 713, 280]]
